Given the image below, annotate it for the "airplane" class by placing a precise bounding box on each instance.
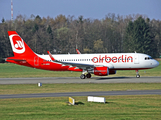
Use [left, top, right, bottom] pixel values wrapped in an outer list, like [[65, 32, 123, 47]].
[[6, 31, 159, 79]]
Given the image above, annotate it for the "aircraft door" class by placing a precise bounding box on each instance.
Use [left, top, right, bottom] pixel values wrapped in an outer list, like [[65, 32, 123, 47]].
[[34, 56, 39, 66], [134, 54, 139, 64]]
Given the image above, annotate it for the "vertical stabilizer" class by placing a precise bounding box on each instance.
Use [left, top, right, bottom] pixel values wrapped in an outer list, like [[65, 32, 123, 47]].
[[8, 31, 35, 57]]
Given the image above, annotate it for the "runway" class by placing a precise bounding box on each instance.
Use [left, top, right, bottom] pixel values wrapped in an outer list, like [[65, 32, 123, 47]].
[[0, 77, 161, 99], [0, 90, 161, 99], [0, 77, 161, 84]]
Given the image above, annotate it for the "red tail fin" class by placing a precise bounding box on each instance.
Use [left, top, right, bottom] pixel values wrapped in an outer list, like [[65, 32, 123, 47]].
[[8, 31, 35, 57]]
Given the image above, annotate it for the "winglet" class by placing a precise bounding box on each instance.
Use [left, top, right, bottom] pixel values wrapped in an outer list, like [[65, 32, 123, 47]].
[[76, 49, 81, 54], [47, 51, 55, 61]]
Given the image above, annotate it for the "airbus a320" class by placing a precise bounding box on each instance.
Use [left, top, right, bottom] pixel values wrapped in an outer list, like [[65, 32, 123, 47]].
[[6, 31, 159, 79]]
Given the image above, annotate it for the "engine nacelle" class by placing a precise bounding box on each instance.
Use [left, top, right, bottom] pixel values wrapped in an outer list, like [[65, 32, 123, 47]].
[[93, 67, 109, 76], [109, 70, 116, 75]]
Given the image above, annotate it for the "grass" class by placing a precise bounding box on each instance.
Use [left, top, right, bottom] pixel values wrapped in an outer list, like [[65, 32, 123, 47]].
[[0, 83, 161, 95], [0, 63, 81, 78], [0, 62, 161, 119], [0, 60, 161, 78], [0, 95, 161, 120]]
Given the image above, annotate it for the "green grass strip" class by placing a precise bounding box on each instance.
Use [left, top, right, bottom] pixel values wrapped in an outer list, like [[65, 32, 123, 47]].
[[0, 61, 161, 78], [0, 83, 161, 95], [0, 95, 161, 120]]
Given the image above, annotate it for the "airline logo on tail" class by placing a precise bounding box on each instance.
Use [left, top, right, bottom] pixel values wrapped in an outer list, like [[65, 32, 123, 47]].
[[9, 34, 25, 53]]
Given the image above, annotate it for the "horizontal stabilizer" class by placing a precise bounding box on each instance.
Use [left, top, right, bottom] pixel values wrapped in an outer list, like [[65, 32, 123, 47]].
[[6, 58, 26, 62]]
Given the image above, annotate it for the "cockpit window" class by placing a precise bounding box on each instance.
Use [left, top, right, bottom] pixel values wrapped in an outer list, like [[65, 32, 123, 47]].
[[145, 57, 153, 60]]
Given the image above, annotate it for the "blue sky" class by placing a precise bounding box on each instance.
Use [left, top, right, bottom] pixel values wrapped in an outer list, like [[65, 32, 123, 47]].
[[0, 0, 161, 21]]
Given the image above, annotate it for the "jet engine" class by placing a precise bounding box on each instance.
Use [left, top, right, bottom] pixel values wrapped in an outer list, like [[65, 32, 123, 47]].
[[87, 67, 109, 76], [87, 67, 116, 76]]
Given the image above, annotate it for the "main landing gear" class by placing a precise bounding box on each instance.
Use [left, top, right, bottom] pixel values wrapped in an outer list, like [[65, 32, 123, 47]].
[[80, 73, 91, 79], [80, 74, 86, 79], [86, 73, 91, 78], [136, 70, 140, 78]]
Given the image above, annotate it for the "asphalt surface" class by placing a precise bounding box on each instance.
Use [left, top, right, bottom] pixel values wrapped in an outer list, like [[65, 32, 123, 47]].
[[0, 77, 161, 84], [0, 77, 161, 99], [0, 90, 161, 99]]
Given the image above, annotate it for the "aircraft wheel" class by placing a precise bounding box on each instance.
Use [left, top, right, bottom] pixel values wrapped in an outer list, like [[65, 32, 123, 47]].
[[86, 73, 91, 78], [135, 70, 140, 78], [80, 74, 86, 79], [136, 74, 140, 78]]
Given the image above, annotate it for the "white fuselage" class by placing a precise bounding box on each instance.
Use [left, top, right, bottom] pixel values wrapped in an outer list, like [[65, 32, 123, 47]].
[[38, 53, 159, 70]]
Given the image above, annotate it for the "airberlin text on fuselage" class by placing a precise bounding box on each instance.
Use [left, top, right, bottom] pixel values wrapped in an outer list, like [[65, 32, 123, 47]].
[[92, 55, 133, 63]]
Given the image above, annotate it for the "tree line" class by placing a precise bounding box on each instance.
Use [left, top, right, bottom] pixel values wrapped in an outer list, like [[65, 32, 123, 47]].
[[0, 13, 161, 62]]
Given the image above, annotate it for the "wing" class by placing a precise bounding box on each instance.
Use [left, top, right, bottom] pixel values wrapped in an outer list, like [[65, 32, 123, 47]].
[[47, 51, 96, 69], [47, 51, 115, 70]]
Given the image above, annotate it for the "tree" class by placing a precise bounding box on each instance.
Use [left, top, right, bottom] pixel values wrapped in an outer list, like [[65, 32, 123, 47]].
[[56, 27, 69, 53], [124, 17, 157, 57], [46, 25, 54, 51], [35, 15, 42, 23], [47, 25, 52, 34], [0, 14, 160, 62], [1, 18, 5, 23], [93, 39, 104, 53]]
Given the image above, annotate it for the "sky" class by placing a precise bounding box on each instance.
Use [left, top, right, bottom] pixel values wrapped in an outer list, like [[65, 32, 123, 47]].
[[0, 0, 161, 22]]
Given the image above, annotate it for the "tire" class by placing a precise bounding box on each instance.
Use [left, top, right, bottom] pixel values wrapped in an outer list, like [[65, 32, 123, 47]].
[[80, 74, 85, 79], [86, 73, 91, 78], [136, 75, 140, 78]]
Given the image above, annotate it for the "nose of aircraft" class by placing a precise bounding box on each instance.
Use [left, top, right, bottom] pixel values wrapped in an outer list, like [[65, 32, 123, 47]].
[[153, 60, 159, 67]]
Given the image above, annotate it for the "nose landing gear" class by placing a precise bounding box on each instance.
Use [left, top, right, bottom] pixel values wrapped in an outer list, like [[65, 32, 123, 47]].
[[136, 70, 140, 78]]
